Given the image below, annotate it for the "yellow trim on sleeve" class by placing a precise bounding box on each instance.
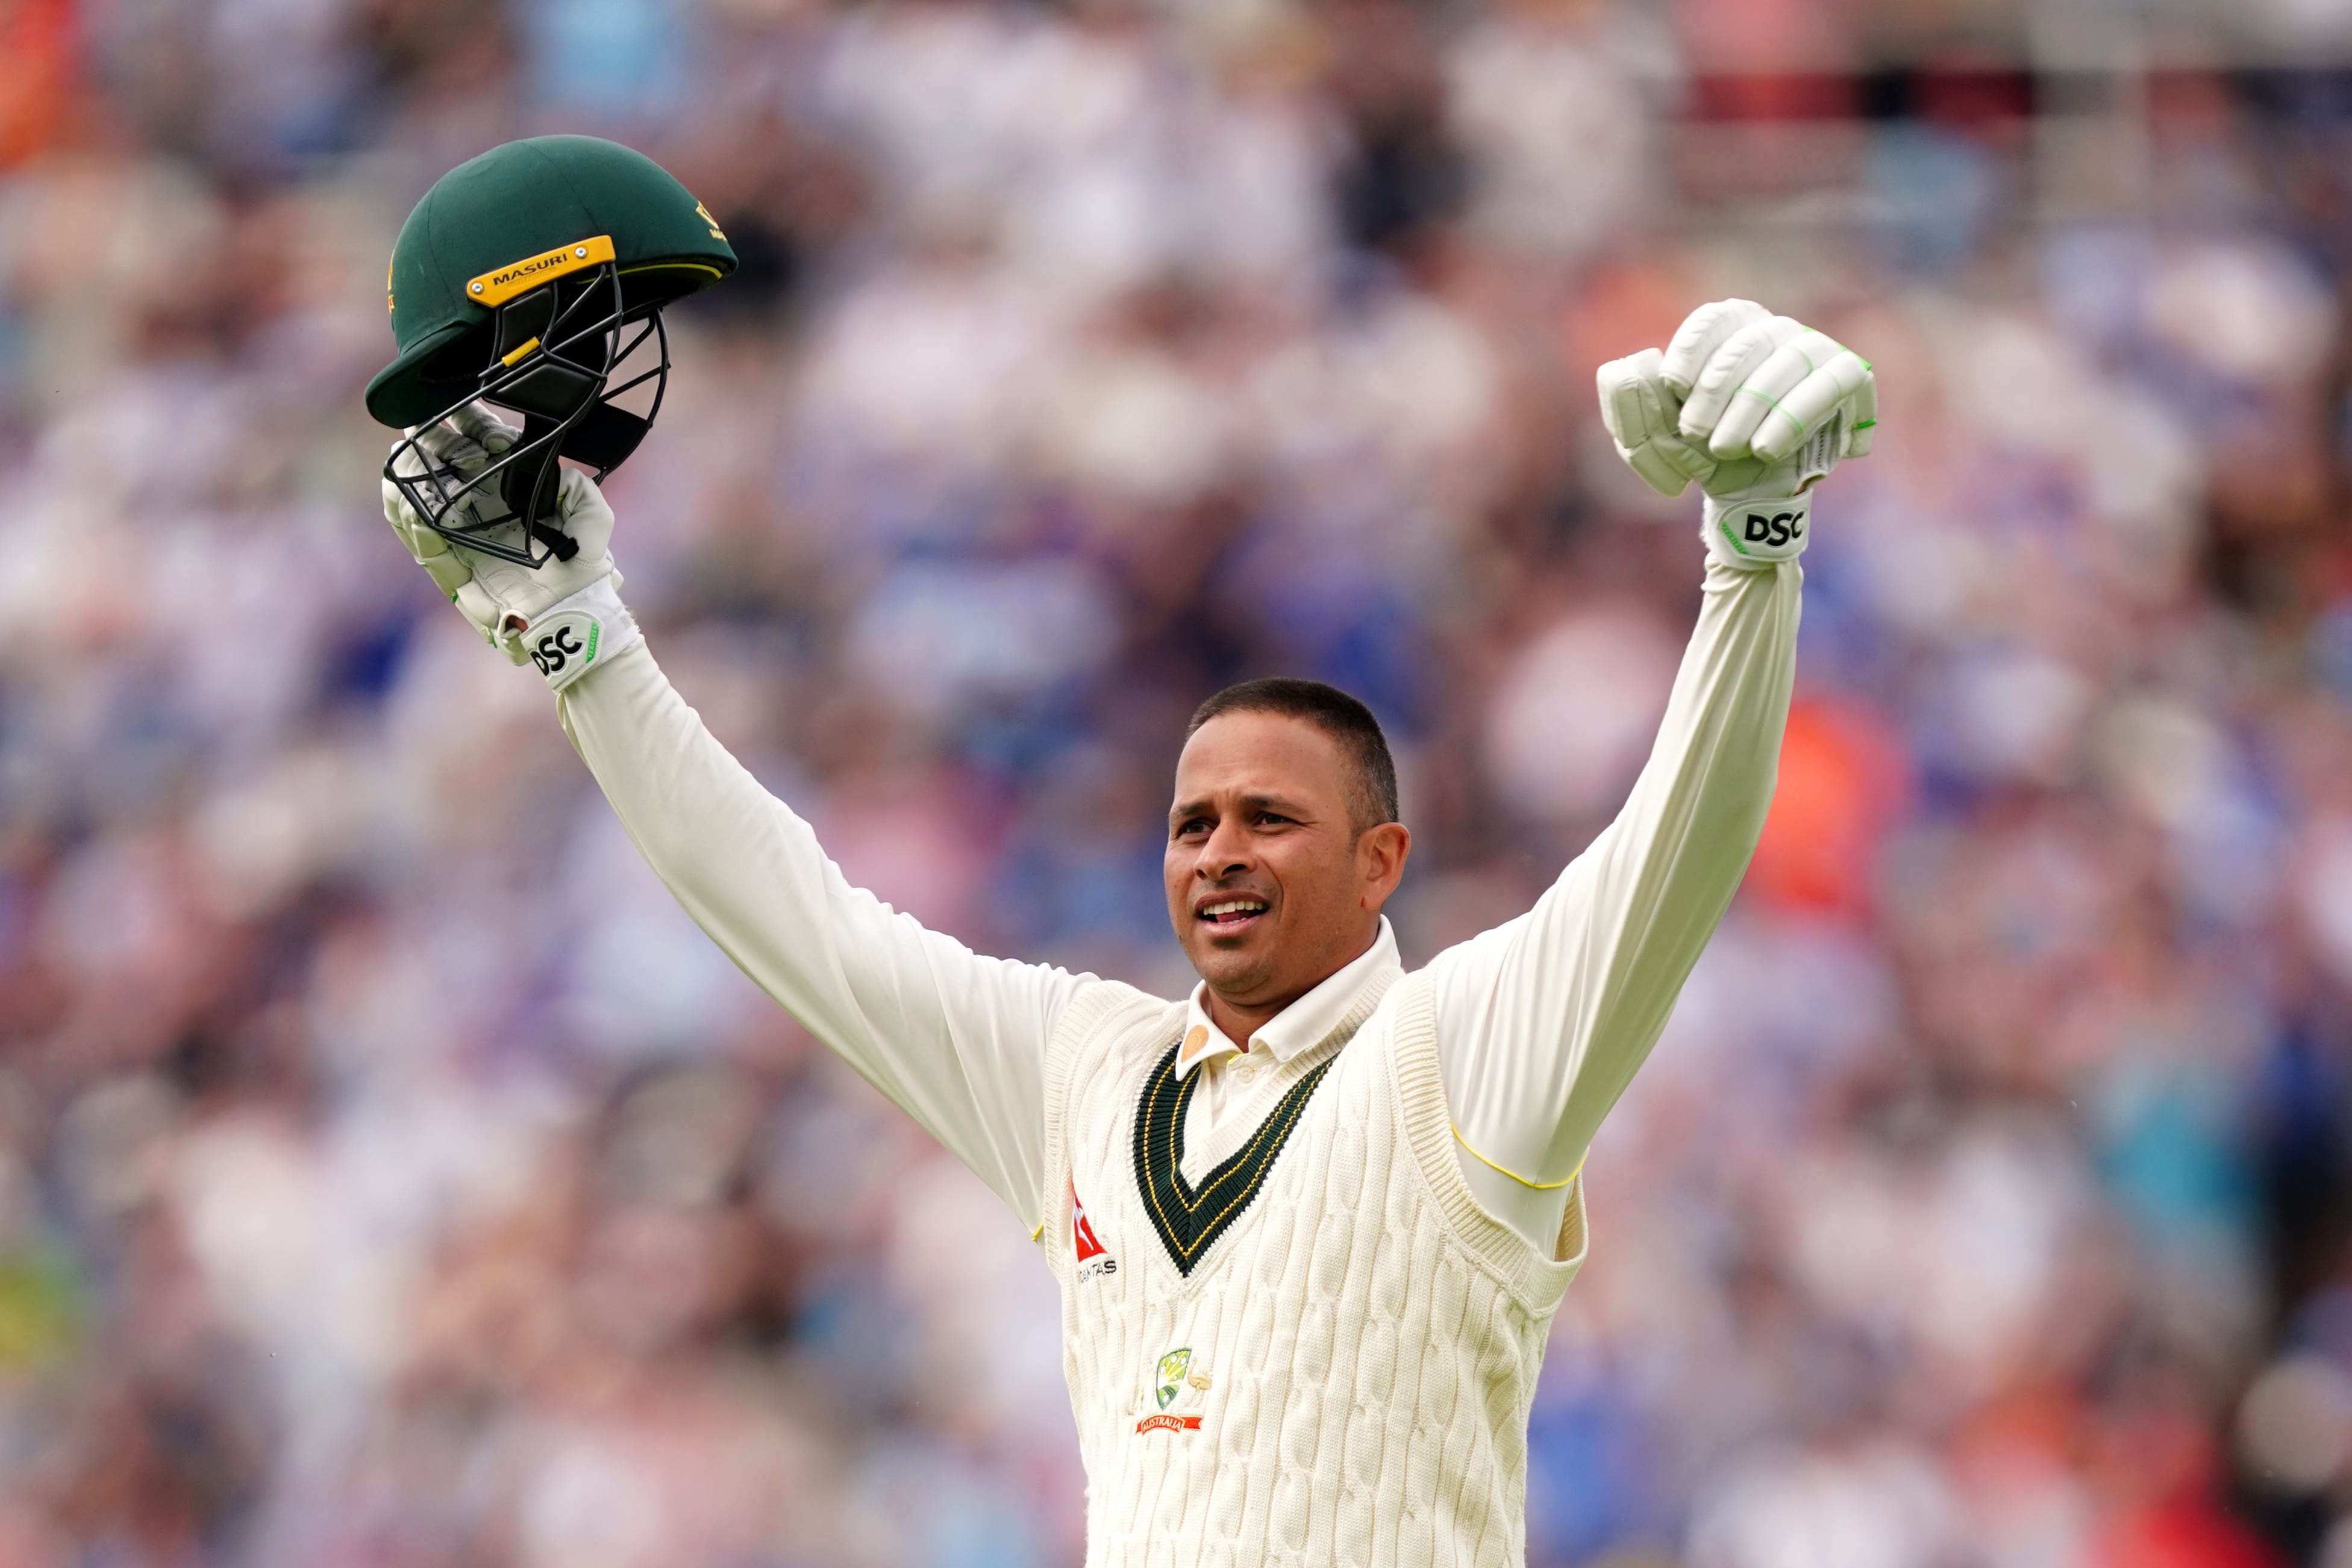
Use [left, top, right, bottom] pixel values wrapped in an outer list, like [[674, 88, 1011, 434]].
[[1450, 1123, 1584, 1191]]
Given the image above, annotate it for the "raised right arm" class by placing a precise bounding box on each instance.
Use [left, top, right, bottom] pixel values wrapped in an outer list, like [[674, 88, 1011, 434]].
[[557, 636, 1094, 1232]]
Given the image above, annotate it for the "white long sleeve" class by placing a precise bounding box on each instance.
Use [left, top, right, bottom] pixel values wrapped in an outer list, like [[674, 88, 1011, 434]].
[[1427, 554, 1800, 1243], [551, 546, 1792, 1253], [557, 642, 1098, 1234]]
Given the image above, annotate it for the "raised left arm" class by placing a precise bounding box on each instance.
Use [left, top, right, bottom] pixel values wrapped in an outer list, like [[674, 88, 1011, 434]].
[[1426, 551, 1797, 1208], [1425, 302, 1869, 1244]]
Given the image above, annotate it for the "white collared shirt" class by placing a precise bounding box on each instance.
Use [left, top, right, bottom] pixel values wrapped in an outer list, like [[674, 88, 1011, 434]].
[[1172, 921, 1401, 1184], [558, 553, 1798, 1250]]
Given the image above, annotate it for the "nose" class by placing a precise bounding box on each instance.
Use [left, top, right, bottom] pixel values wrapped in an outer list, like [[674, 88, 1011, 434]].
[[1196, 816, 1255, 880]]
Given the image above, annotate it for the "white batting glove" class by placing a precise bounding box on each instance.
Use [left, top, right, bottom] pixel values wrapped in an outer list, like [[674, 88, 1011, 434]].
[[1599, 300, 1875, 569], [382, 403, 642, 691], [1594, 346, 1718, 499], [1666, 299, 1874, 463]]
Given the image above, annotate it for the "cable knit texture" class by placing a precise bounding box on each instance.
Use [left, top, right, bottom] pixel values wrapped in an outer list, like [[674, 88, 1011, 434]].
[[1040, 969, 1589, 1566]]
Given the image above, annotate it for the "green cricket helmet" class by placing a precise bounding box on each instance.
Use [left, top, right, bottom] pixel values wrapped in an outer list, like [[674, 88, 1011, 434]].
[[369, 135, 735, 567]]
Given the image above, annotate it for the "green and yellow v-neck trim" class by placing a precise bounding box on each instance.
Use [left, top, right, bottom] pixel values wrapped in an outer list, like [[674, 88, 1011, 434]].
[[1131, 1042, 1337, 1276]]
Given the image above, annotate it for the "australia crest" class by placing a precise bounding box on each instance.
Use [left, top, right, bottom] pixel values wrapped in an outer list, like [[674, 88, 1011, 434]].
[[1137, 1346, 1212, 1434]]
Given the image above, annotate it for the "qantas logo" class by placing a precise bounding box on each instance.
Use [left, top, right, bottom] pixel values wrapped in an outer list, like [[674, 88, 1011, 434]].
[[1072, 1178, 1116, 1278]]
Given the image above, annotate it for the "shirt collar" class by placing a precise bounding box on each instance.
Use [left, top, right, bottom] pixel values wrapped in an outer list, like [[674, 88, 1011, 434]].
[[1175, 917, 1402, 1079]]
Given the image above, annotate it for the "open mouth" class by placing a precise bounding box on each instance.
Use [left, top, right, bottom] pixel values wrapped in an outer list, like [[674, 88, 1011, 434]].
[[1195, 896, 1269, 932]]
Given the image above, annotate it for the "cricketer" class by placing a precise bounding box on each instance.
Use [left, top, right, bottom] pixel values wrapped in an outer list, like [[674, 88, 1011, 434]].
[[369, 136, 1875, 1566]]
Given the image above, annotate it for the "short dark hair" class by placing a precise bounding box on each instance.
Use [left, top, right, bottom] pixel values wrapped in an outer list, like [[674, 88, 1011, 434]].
[[1186, 677, 1400, 831]]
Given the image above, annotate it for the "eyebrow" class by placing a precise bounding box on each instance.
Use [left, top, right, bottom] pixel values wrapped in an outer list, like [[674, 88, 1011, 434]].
[[1167, 792, 1310, 825]]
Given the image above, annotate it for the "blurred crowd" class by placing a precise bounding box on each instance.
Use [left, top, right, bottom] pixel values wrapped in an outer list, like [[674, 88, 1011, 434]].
[[6, 0, 2352, 1564]]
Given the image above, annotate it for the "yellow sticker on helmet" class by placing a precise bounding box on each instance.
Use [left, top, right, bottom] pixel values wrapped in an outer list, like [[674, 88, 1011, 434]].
[[465, 234, 616, 308], [695, 202, 726, 241]]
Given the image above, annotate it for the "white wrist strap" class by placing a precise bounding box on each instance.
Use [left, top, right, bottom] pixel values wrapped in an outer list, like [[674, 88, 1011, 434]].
[[504, 576, 642, 692], [1702, 493, 1812, 568]]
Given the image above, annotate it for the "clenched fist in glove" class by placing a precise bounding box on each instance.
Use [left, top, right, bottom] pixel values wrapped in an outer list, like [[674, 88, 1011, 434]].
[[1596, 299, 1874, 567], [382, 402, 641, 690]]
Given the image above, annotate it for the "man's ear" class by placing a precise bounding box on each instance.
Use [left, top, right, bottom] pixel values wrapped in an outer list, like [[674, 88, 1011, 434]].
[[1358, 821, 1411, 911]]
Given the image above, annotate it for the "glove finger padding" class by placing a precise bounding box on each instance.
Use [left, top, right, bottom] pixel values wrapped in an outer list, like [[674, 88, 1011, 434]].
[[1842, 376, 1877, 459], [1599, 348, 1672, 446], [1637, 439, 1712, 493], [383, 473, 510, 645], [394, 402, 527, 534], [456, 581, 525, 658], [1597, 348, 1715, 499], [402, 420, 487, 480], [446, 400, 521, 456], [1708, 328, 1840, 458], [382, 476, 475, 599], [1747, 339, 1873, 463], [1680, 316, 1803, 447], [1661, 299, 1770, 399], [464, 469, 618, 643], [551, 466, 616, 565]]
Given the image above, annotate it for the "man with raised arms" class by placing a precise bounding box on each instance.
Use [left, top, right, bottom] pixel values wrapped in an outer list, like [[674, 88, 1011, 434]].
[[375, 197, 1873, 1561]]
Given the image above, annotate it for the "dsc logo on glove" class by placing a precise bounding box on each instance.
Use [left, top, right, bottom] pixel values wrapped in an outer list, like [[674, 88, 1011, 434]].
[[1742, 510, 1806, 548], [529, 623, 591, 678]]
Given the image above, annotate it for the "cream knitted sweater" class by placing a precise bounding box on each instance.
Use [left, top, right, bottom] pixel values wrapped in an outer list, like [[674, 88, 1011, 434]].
[[1044, 969, 1584, 1563]]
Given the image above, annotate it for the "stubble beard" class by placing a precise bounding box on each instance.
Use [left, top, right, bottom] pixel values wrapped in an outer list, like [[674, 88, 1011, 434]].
[[1187, 929, 1280, 1004]]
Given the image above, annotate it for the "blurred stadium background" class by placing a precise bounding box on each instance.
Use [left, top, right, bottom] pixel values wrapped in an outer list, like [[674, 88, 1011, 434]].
[[8, 0, 2352, 1564]]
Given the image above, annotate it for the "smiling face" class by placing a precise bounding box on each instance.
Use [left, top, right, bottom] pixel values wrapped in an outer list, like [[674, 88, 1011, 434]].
[[1165, 710, 1410, 1035]]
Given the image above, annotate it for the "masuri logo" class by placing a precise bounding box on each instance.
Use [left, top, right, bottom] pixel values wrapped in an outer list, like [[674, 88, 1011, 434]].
[[466, 236, 616, 308]]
